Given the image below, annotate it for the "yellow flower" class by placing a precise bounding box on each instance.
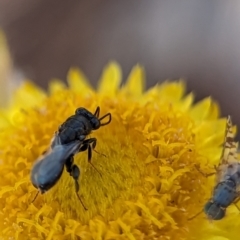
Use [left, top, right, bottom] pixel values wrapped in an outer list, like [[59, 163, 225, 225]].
[[0, 62, 237, 240]]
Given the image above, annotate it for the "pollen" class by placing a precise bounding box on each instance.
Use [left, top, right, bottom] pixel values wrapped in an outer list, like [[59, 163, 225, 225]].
[[0, 62, 238, 240]]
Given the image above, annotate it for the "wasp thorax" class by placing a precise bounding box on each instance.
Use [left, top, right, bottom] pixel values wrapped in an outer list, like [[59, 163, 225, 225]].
[[75, 107, 93, 118]]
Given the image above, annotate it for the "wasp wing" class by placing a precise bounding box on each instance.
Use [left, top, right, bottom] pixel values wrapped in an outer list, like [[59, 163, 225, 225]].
[[216, 116, 239, 184], [50, 131, 63, 148], [30, 139, 81, 189]]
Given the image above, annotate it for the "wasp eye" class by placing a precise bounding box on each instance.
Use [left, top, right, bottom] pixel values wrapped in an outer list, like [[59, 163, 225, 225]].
[[91, 118, 100, 129]]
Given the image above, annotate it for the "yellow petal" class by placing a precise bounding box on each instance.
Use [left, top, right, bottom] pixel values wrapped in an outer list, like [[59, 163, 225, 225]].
[[176, 92, 195, 112], [11, 81, 46, 109], [98, 61, 122, 96], [207, 101, 220, 120], [157, 79, 186, 101], [121, 64, 145, 97], [67, 68, 92, 93], [189, 97, 213, 121], [194, 118, 226, 146], [0, 109, 11, 128], [48, 79, 66, 94]]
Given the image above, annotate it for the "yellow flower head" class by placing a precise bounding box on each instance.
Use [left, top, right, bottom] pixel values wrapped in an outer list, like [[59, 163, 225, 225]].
[[0, 62, 238, 240]]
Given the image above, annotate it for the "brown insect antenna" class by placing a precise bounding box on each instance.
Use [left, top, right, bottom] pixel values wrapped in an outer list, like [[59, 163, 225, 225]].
[[99, 113, 112, 126]]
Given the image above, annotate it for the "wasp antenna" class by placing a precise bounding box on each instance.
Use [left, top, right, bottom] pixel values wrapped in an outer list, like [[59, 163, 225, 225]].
[[188, 209, 203, 221], [32, 191, 40, 203], [76, 193, 88, 211], [99, 113, 112, 126], [94, 106, 100, 118]]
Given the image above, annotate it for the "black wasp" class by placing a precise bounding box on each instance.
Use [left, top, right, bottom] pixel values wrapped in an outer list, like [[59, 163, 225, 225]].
[[30, 106, 111, 210]]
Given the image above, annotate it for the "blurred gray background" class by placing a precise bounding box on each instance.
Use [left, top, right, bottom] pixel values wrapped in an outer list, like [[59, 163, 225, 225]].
[[0, 0, 240, 137]]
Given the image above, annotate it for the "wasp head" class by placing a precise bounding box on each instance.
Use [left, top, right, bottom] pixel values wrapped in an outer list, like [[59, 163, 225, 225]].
[[204, 201, 226, 220], [75, 107, 111, 129]]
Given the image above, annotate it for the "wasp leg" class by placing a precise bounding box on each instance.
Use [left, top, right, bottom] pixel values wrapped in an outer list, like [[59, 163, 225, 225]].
[[187, 209, 203, 221], [31, 191, 40, 203], [71, 165, 88, 211], [65, 155, 74, 173], [79, 138, 106, 157], [233, 196, 240, 212], [65, 156, 88, 210], [78, 143, 88, 153], [79, 138, 103, 177]]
